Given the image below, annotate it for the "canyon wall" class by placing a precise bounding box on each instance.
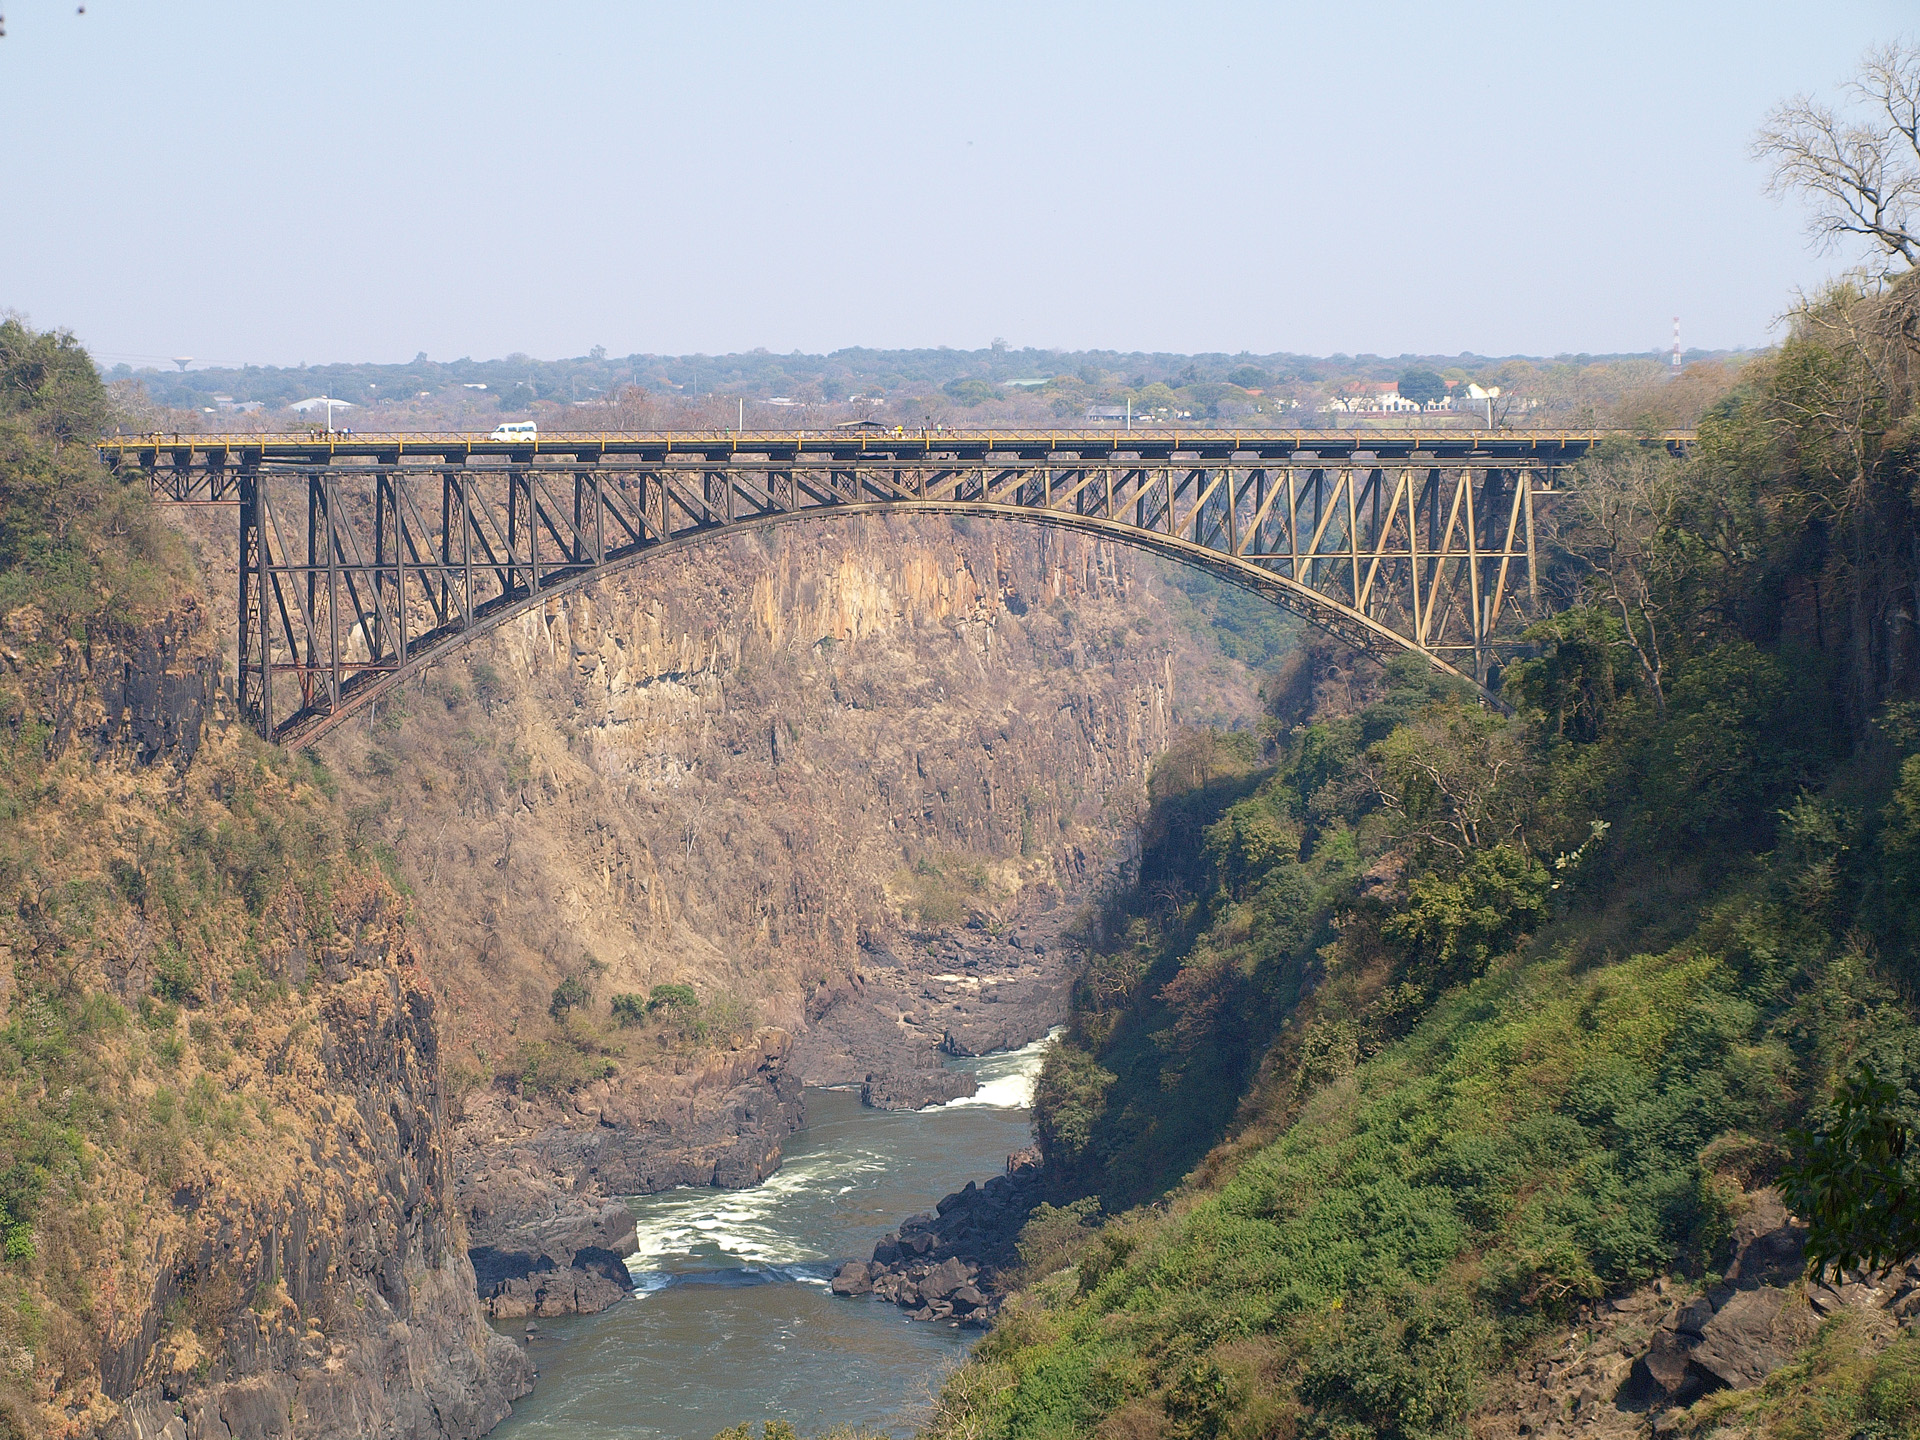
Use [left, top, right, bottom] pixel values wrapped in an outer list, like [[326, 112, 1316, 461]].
[[0, 601, 530, 1438], [319, 516, 1260, 1054], [303, 515, 1271, 1305]]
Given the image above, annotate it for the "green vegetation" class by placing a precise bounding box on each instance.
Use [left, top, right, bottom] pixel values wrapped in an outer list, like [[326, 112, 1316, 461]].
[[927, 271, 1920, 1440], [1784, 1062, 1920, 1279], [892, 852, 993, 930], [0, 322, 441, 1432]]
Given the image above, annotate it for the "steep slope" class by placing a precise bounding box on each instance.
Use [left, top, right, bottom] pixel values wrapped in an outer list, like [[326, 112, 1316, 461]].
[[0, 323, 529, 1439], [921, 302, 1920, 1440], [299, 515, 1277, 1308]]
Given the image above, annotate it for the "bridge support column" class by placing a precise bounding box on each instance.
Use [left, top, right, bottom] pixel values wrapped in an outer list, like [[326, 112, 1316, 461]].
[[237, 468, 273, 738]]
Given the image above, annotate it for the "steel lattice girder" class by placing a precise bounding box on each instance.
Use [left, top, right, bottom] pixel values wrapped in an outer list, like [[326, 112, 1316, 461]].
[[103, 434, 1661, 746]]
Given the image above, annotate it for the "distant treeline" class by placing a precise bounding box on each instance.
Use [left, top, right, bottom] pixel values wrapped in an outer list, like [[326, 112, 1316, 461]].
[[108, 343, 1745, 415]]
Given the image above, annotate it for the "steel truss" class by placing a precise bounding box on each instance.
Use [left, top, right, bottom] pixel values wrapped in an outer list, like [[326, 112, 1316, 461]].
[[107, 436, 1619, 746]]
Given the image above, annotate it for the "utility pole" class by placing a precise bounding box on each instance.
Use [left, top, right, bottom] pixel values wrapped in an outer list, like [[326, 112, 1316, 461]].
[[738, 397, 745, 433], [1125, 397, 1131, 432]]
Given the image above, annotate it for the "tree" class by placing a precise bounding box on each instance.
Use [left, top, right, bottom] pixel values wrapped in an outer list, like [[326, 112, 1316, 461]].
[[1549, 439, 1700, 713], [1365, 706, 1535, 861], [943, 378, 996, 406], [646, 982, 699, 1015], [1755, 40, 1920, 271], [0, 317, 111, 448], [548, 975, 590, 1022], [1783, 1063, 1920, 1277], [1397, 367, 1446, 406]]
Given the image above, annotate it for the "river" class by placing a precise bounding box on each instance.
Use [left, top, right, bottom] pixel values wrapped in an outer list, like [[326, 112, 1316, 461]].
[[487, 1036, 1053, 1440]]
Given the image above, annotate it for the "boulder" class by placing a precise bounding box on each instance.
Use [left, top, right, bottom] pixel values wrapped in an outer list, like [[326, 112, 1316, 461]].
[[1723, 1191, 1807, 1288], [1689, 1287, 1819, 1391], [861, 1071, 979, 1110], [1673, 1296, 1715, 1337], [921, 1257, 972, 1300], [1623, 1330, 1702, 1406], [830, 1262, 874, 1297], [937, 1181, 979, 1215]]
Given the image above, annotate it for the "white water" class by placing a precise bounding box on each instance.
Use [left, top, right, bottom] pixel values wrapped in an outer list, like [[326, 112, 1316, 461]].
[[489, 1031, 1058, 1439], [618, 1029, 1057, 1285], [934, 1027, 1059, 1111]]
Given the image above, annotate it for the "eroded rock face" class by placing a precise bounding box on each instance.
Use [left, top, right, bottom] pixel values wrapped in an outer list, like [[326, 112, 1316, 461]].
[[861, 1071, 978, 1110], [94, 919, 534, 1440], [2, 601, 213, 769], [314, 518, 1252, 1079], [3, 590, 531, 1438]]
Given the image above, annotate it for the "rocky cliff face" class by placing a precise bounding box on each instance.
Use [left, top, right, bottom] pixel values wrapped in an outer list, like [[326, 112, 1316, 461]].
[[305, 515, 1267, 1314], [321, 517, 1250, 1056], [0, 597, 530, 1439]]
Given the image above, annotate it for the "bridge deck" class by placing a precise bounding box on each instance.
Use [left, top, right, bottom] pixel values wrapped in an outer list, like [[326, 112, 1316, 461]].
[[100, 427, 1693, 465], [109, 428, 1688, 746]]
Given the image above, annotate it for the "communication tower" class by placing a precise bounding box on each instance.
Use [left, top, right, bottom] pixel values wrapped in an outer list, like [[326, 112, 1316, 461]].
[[1670, 318, 1682, 379]]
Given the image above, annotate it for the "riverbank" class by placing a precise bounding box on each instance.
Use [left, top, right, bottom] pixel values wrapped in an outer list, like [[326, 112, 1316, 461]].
[[485, 1039, 1052, 1439]]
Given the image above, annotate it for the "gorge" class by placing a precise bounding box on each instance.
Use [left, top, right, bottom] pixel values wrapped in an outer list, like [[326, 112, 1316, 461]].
[[9, 285, 1920, 1440]]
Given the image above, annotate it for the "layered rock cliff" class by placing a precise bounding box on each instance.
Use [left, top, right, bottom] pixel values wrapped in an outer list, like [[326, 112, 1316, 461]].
[[307, 515, 1271, 1306], [0, 594, 529, 1437]]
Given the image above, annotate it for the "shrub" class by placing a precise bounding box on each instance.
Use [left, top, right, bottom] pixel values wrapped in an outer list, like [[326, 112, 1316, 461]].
[[549, 976, 590, 1022], [1383, 843, 1552, 984], [609, 993, 647, 1027], [646, 983, 698, 1015]]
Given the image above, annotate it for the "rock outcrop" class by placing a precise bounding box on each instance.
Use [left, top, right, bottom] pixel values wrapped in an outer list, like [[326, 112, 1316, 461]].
[[1475, 1188, 1920, 1439], [831, 1154, 1047, 1324], [0, 586, 532, 1438], [449, 1028, 804, 1314], [860, 1070, 978, 1110]]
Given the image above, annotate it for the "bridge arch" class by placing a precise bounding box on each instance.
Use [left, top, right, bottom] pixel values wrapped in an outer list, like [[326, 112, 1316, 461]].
[[105, 429, 1659, 745], [274, 500, 1490, 749]]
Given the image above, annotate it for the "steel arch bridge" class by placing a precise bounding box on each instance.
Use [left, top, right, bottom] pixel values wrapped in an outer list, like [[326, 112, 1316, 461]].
[[102, 428, 1690, 747]]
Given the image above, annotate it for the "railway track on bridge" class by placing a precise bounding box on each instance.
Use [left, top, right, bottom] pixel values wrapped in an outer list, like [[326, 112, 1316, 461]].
[[102, 429, 1693, 746]]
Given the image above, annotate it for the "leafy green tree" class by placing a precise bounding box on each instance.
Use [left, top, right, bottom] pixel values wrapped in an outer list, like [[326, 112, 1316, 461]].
[[1366, 707, 1535, 861], [646, 982, 699, 1014], [942, 378, 996, 406], [1784, 1063, 1920, 1277], [0, 318, 110, 447], [609, 993, 648, 1027], [1397, 367, 1447, 406], [1226, 365, 1270, 390], [549, 975, 590, 1022], [1504, 607, 1638, 742], [1383, 843, 1552, 983]]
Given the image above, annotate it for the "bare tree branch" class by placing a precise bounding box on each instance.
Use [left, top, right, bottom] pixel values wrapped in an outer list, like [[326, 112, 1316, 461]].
[[1756, 40, 1920, 272]]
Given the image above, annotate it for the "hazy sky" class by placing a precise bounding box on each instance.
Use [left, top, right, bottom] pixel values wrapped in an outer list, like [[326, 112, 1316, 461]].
[[1, 2, 1911, 367]]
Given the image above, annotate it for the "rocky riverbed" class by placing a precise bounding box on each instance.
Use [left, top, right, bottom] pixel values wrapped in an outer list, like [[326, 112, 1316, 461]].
[[794, 909, 1074, 1109], [830, 1148, 1047, 1325], [454, 906, 1072, 1319]]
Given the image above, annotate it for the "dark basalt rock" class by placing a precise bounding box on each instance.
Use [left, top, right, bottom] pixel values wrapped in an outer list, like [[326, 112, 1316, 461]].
[[465, 1191, 639, 1318], [1617, 1191, 1825, 1413], [830, 1152, 1047, 1324], [860, 1070, 979, 1110]]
